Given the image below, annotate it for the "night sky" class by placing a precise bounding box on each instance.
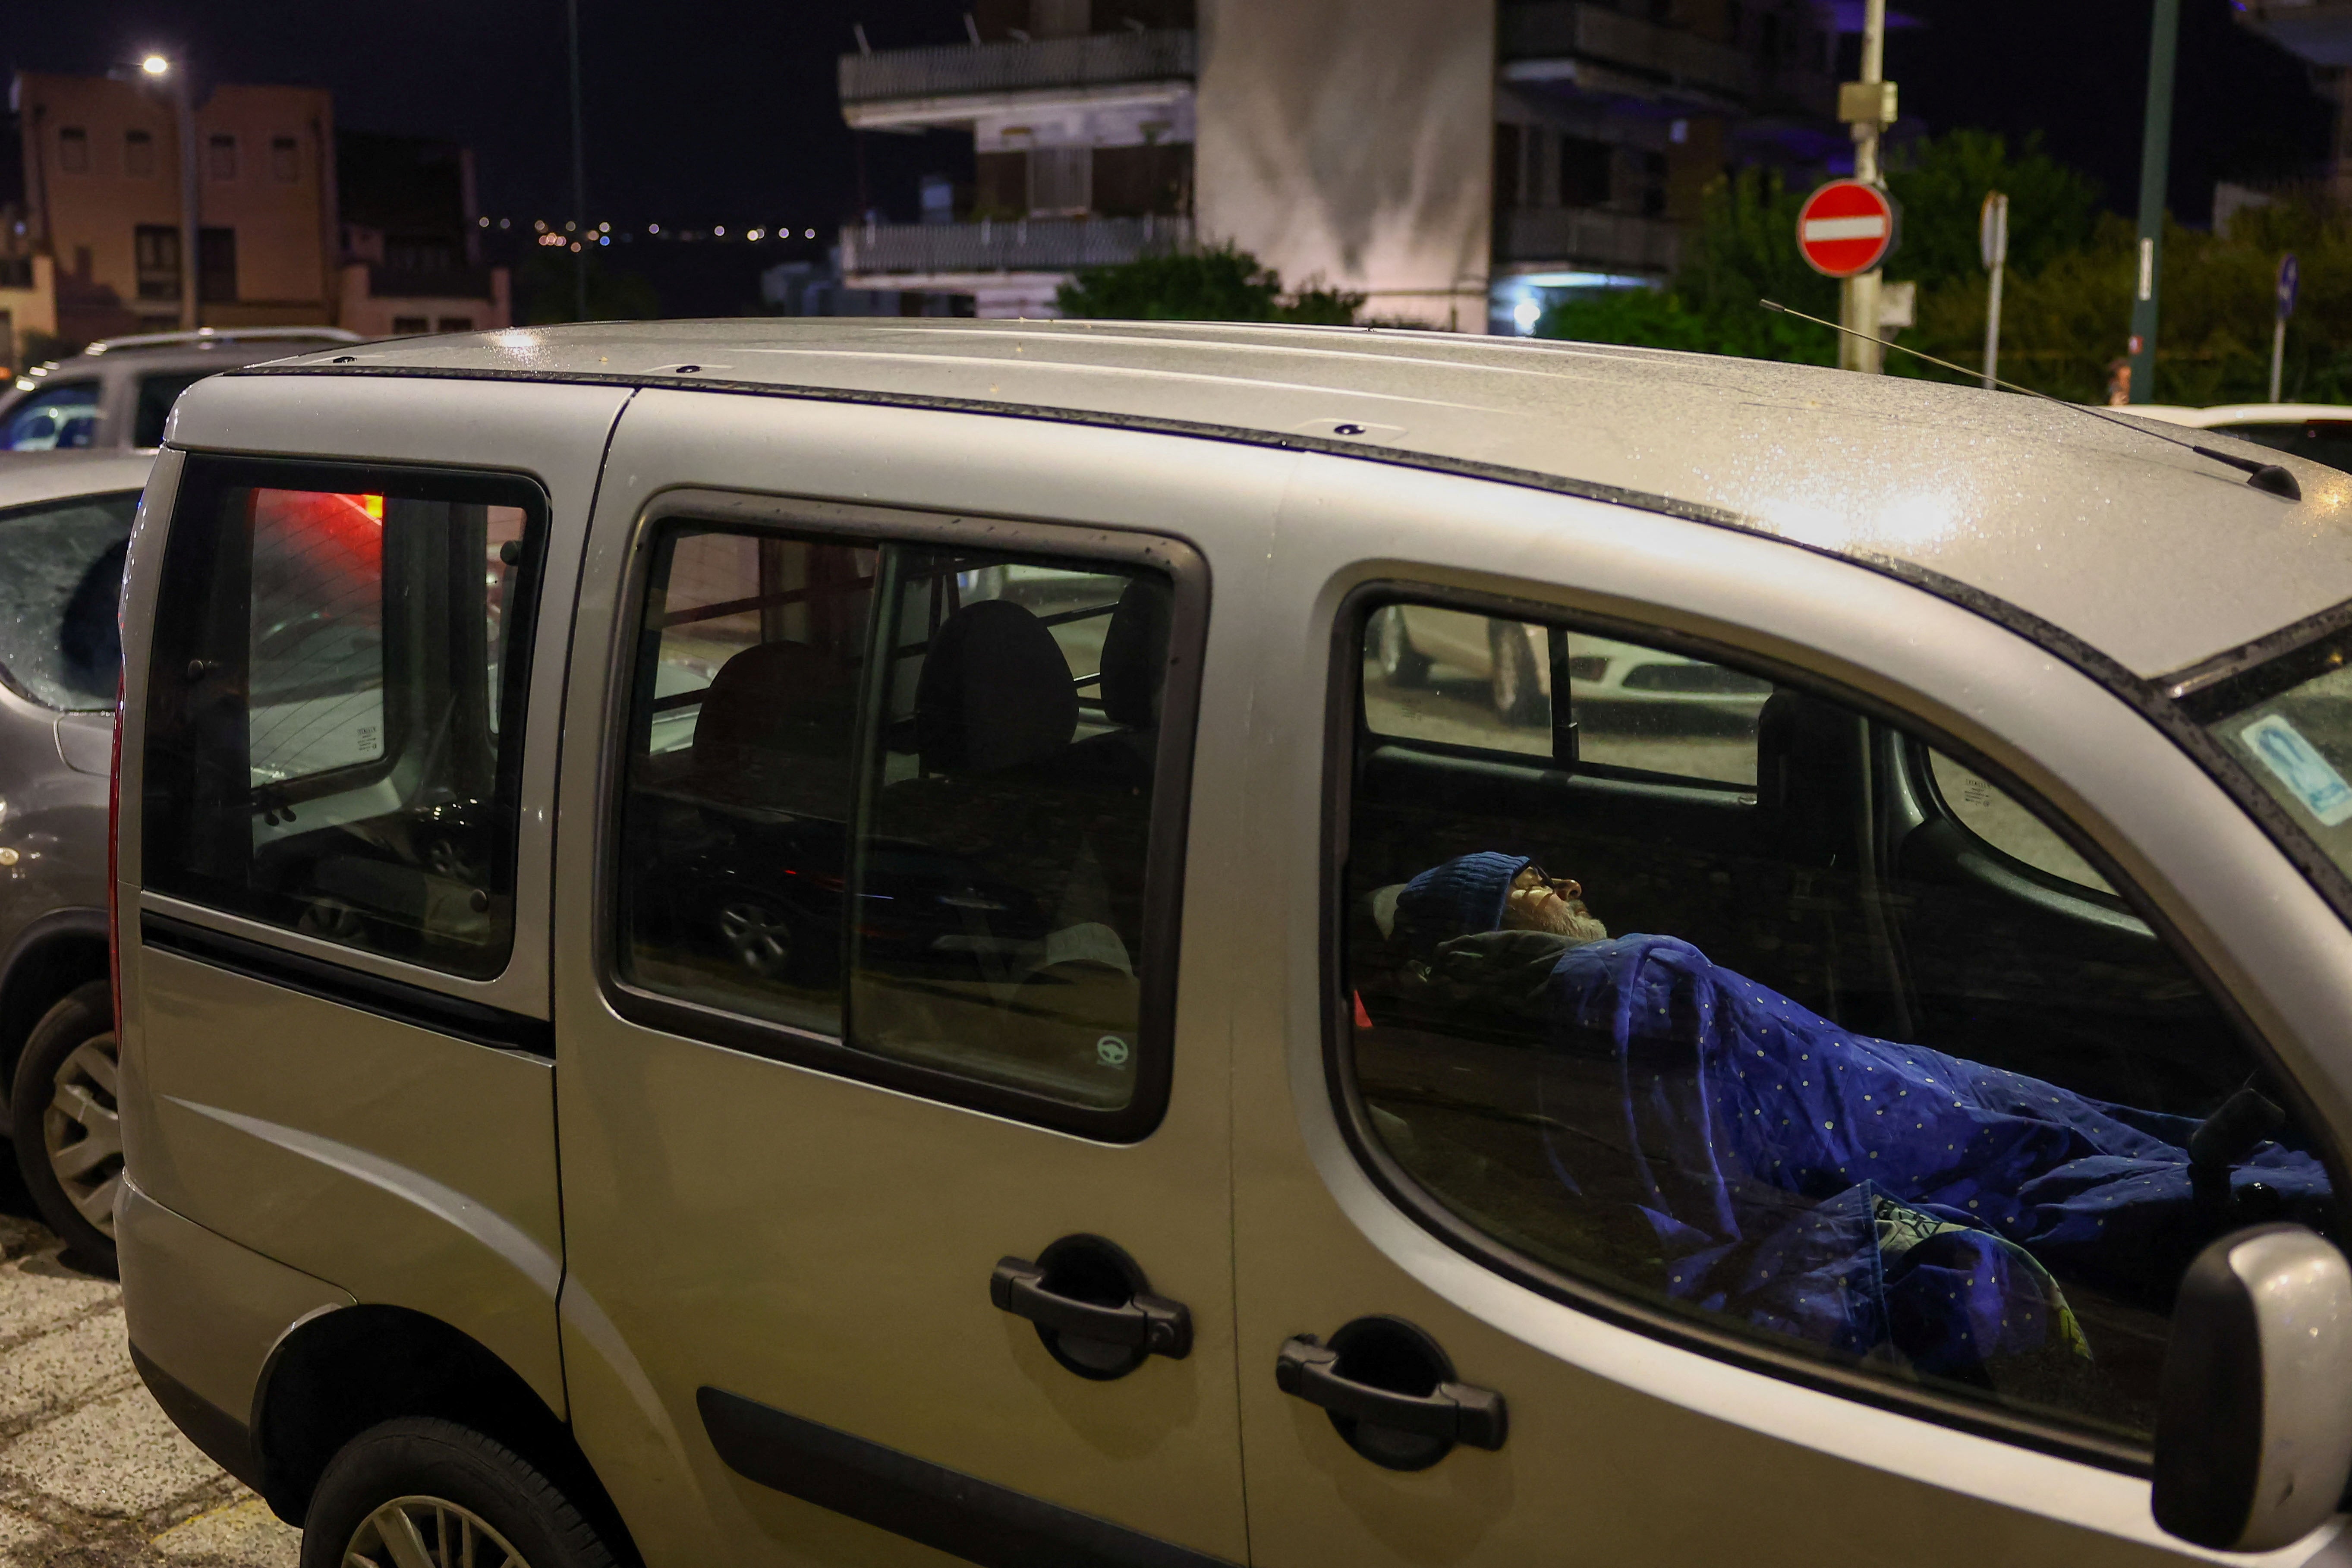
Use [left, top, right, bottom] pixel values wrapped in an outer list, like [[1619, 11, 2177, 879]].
[[6, 0, 2335, 239]]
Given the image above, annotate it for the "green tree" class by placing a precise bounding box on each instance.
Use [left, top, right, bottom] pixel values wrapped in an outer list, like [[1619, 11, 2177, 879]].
[[520, 250, 661, 325], [1881, 129, 2100, 290], [1056, 243, 1366, 323]]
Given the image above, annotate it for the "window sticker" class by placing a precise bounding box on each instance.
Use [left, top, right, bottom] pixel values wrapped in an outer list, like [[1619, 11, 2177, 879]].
[[2242, 712, 2352, 827]]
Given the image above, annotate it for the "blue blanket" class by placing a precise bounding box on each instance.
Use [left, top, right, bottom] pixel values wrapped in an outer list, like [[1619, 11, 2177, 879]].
[[1527, 933, 2329, 1382]]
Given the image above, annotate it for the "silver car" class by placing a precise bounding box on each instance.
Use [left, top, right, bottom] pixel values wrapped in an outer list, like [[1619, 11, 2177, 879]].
[[112, 321, 2352, 1565], [0, 327, 360, 455], [0, 450, 151, 1270]]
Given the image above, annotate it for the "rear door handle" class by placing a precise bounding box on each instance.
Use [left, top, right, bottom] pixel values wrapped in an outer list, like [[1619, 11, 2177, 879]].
[[990, 1258, 1192, 1357], [1277, 1334, 1507, 1450]]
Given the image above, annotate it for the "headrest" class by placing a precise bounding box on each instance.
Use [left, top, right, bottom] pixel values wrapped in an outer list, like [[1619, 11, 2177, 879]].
[[1098, 577, 1173, 729], [694, 639, 854, 758], [1394, 851, 1532, 960], [917, 599, 1079, 774]]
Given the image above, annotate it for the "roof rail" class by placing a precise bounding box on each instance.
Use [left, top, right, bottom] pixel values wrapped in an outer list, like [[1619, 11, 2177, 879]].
[[82, 326, 363, 355]]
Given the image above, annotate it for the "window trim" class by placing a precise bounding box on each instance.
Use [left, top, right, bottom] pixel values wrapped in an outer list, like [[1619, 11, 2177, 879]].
[[140, 453, 552, 982], [1322, 577, 2351, 1477], [592, 491, 1209, 1145]]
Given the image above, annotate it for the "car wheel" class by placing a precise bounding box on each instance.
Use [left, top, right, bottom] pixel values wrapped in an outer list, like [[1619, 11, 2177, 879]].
[[300, 1417, 619, 1568], [1490, 624, 1544, 726], [1375, 608, 1430, 687], [719, 900, 794, 978], [12, 981, 120, 1275]]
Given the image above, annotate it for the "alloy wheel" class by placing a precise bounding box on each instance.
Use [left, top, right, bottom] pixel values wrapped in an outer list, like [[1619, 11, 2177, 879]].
[[43, 1031, 121, 1239], [343, 1495, 534, 1568], [719, 901, 793, 976]]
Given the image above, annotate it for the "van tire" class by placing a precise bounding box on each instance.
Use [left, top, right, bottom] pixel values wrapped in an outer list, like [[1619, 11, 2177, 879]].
[[301, 1417, 619, 1568], [13, 981, 119, 1276]]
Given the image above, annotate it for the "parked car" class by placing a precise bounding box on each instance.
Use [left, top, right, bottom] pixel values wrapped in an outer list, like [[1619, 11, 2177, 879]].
[[0, 450, 152, 1271], [0, 327, 360, 454], [117, 321, 2352, 1566], [2132, 402, 2352, 472], [1371, 605, 1773, 725]]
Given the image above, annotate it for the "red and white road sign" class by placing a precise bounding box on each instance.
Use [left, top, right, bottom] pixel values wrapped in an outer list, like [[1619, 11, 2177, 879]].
[[1795, 179, 1899, 277]]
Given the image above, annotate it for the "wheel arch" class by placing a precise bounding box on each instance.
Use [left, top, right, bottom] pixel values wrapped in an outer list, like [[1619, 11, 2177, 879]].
[[252, 1303, 641, 1563], [0, 910, 110, 1121]]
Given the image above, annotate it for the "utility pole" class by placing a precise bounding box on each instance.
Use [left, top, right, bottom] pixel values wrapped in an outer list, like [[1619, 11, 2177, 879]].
[[2127, 0, 2182, 404], [150, 58, 200, 333], [1836, 0, 1894, 374], [567, 0, 589, 322]]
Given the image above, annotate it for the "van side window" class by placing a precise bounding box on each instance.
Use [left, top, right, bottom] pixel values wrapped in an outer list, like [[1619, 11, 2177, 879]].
[[143, 462, 545, 979], [616, 527, 1181, 1121], [1343, 599, 2334, 1444]]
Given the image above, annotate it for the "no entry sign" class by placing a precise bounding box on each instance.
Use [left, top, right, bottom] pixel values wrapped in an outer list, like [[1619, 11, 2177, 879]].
[[1796, 179, 1899, 278]]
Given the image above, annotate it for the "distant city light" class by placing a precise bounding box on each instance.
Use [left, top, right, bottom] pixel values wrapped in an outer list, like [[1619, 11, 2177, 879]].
[[1513, 299, 1542, 331], [477, 216, 490, 227], [598, 235, 609, 246], [570, 240, 581, 252], [534, 219, 548, 233], [498, 217, 511, 230], [746, 228, 764, 241], [140, 55, 170, 76], [648, 222, 660, 234], [713, 225, 726, 237], [804, 228, 815, 239]]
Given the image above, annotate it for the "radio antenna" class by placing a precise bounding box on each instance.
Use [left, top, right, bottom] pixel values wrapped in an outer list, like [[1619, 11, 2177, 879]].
[[1759, 298, 2300, 501]]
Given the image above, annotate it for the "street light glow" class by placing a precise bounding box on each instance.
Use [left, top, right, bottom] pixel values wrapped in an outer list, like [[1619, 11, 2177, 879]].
[[140, 55, 170, 76]]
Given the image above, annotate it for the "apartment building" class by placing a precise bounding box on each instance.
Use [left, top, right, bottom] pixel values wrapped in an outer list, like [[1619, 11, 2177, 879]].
[[8, 70, 509, 360], [837, 0, 1836, 327]]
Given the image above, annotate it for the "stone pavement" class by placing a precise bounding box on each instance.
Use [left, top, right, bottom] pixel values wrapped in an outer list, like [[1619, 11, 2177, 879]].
[[0, 1213, 297, 1567]]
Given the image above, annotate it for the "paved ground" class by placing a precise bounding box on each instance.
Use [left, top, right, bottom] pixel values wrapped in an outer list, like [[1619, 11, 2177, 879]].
[[0, 1210, 297, 1568]]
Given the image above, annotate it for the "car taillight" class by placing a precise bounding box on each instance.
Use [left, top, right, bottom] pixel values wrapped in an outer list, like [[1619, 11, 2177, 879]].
[[107, 667, 122, 1033]]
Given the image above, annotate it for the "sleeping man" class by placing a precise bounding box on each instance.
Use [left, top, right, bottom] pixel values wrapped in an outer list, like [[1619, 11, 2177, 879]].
[[1387, 851, 2332, 1391]]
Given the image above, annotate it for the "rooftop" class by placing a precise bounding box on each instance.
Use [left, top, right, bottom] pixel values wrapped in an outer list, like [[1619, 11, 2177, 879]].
[[246, 318, 2352, 680]]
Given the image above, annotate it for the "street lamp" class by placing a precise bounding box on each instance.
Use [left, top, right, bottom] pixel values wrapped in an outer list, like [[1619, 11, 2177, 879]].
[[137, 53, 199, 333]]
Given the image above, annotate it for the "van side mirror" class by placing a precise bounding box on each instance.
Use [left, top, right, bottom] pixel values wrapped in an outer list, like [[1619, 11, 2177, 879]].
[[2153, 1223, 2352, 1551]]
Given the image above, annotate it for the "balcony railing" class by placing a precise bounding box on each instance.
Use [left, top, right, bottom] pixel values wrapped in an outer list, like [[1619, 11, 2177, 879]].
[[1501, 1, 1753, 102], [841, 215, 1193, 277], [840, 29, 1196, 107], [1496, 208, 1680, 274]]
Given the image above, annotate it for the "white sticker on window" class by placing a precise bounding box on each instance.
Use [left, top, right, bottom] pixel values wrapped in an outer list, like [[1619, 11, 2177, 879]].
[[2244, 713, 2352, 826]]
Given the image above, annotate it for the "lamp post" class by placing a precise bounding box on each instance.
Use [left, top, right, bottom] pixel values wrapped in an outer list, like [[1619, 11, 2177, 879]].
[[142, 54, 199, 332], [2127, 0, 2182, 404], [1836, 0, 1895, 374]]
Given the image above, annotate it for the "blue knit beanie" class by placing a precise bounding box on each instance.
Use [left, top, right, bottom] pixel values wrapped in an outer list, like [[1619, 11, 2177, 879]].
[[1394, 852, 1532, 961]]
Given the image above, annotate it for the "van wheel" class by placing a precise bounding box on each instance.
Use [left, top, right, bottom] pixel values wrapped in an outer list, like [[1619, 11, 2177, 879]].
[[1490, 625, 1544, 727], [13, 982, 119, 1275], [1375, 608, 1430, 687], [301, 1417, 618, 1568]]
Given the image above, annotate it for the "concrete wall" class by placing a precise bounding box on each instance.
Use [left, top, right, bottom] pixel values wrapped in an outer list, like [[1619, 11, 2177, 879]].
[[1195, 0, 1494, 328]]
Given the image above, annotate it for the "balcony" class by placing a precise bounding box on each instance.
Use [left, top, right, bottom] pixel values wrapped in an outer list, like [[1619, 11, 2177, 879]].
[[1500, 2, 1761, 108], [841, 30, 1196, 127], [841, 215, 1193, 282], [1496, 208, 1680, 275]]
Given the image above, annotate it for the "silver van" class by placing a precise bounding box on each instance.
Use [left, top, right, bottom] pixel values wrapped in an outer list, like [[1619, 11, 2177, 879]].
[[115, 322, 2352, 1566]]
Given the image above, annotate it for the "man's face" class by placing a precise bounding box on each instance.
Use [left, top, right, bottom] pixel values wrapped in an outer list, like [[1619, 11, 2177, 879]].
[[1502, 866, 1609, 943]]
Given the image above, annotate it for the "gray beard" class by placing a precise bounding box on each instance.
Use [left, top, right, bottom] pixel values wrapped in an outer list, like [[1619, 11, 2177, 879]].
[[1508, 897, 1610, 945]]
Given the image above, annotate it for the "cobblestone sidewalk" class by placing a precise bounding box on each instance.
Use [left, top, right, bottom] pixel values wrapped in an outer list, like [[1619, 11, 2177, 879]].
[[0, 1214, 297, 1567]]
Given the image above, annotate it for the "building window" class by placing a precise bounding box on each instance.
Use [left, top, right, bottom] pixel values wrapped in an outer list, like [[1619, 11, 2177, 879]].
[[435, 317, 474, 333], [271, 136, 299, 183], [125, 130, 156, 179], [207, 133, 238, 181], [1559, 136, 1612, 208], [1492, 123, 1523, 212], [57, 128, 90, 175], [1026, 146, 1091, 216], [1642, 150, 1669, 218], [390, 317, 430, 334], [198, 227, 236, 304], [135, 226, 183, 302]]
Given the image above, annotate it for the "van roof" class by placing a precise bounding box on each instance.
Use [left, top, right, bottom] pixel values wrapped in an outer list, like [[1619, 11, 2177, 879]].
[[249, 318, 2352, 680]]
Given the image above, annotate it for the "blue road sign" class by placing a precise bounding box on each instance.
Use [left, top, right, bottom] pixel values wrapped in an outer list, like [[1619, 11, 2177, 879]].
[[2279, 253, 2300, 321]]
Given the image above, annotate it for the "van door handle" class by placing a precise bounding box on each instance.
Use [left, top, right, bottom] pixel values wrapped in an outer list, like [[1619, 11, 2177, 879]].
[[990, 1256, 1192, 1359], [1276, 1335, 1508, 1450]]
